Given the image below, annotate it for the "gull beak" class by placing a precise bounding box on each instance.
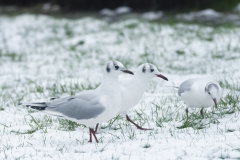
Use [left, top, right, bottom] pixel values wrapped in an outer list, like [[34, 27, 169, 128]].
[[156, 74, 168, 81], [121, 69, 134, 75], [213, 98, 217, 108]]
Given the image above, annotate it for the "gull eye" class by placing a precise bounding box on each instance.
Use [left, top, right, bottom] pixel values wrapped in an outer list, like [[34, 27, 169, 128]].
[[150, 69, 154, 72], [115, 66, 119, 70], [208, 92, 210, 95]]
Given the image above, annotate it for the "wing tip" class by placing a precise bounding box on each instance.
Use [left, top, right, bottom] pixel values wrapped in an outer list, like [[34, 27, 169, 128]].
[[29, 106, 47, 111], [20, 102, 48, 111]]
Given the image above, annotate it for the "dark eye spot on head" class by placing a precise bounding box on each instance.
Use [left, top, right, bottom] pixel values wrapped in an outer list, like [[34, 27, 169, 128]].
[[106, 63, 110, 72], [205, 82, 219, 94], [115, 66, 119, 70], [142, 65, 146, 73], [149, 64, 154, 72]]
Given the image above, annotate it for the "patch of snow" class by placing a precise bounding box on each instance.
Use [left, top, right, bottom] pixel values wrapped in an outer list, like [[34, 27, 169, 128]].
[[198, 9, 223, 17], [226, 14, 240, 20], [42, 3, 52, 11], [177, 9, 223, 21], [42, 3, 60, 12], [176, 8, 240, 25], [142, 11, 163, 21], [100, 8, 116, 17], [100, 6, 132, 18], [115, 6, 132, 14]]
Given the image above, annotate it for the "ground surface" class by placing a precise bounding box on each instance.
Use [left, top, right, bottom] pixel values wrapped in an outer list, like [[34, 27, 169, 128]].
[[0, 14, 240, 160]]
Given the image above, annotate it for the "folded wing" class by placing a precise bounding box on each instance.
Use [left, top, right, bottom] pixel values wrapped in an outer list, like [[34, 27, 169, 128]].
[[23, 91, 106, 120], [45, 96, 106, 120], [178, 79, 198, 96]]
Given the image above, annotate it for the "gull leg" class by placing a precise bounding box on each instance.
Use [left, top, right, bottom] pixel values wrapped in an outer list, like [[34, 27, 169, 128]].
[[126, 115, 152, 130], [200, 108, 204, 118], [88, 128, 92, 143], [94, 123, 99, 133], [88, 128, 99, 143], [186, 108, 189, 118], [91, 128, 99, 143]]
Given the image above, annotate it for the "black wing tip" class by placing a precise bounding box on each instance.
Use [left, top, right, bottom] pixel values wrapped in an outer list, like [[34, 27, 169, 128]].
[[50, 97, 59, 101], [21, 102, 48, 111], [29, 106, 47, 111]]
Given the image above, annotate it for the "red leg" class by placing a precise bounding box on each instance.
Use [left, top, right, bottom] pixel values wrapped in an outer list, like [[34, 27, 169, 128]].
[[200, 108, 204, 118], [88, 128, 92, 142], [186, 108, 189, 118], [94, 123, 99, 133], [126, 115, 152, 130], [90, 128, 99, 143]]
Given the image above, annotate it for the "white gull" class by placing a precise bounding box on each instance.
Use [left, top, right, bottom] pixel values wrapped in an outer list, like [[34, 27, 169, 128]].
[[22, 60, 133, 143], [119, 63, 168, 130], [178, 78, 223, 117]]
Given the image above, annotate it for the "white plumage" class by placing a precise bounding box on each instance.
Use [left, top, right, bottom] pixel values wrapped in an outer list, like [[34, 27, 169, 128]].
[[22, 60, 133, 143], [178, 78, 223, 117], [119, 63, 168, 130]]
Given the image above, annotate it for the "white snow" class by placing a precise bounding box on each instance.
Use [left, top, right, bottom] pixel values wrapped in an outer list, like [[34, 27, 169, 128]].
[[42, 3, 52, 11], [42, 3, 60, 12], [100, 8, 116, 17], [100, 6, 132, 17], [115, 6, 132, 14], [177, 9, 223, 21], [176, 9, 240, 25], [142, 11, 163, 21], [0, 14, 240, 159]]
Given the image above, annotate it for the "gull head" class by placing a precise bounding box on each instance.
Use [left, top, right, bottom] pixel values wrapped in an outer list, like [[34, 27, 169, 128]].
[[105, 60, 133, 76], [135, 63, 168, 81], [205, 82, 220, 108]]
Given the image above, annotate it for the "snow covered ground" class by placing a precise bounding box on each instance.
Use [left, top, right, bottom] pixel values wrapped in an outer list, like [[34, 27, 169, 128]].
[[0, 14, 240, 159], [176, 9, 240, 25]]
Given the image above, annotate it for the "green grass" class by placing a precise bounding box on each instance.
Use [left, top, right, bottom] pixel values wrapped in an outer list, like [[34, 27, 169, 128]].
[[58, 119, 81, 131], [0, 52, 25, 62], [143, 143, 151, 148], [219, 80, 240, 92]]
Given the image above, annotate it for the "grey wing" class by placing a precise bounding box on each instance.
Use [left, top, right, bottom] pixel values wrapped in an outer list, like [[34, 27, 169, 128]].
[[45, 93, 106, 120], [45, 89, 97, 106], [178, 79, 198, 96]]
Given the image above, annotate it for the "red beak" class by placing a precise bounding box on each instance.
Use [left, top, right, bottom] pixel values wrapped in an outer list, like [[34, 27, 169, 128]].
[[213, 98, 217, 108], [156, 74, 168, 81], [122, 70, 134, 75]]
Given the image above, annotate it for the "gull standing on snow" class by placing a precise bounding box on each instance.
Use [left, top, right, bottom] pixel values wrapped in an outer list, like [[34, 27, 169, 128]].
[[178, 78, 222, 117], [95, 63, 168, 131], [22, 60, 133, 143], [119, 63, 168, 130]]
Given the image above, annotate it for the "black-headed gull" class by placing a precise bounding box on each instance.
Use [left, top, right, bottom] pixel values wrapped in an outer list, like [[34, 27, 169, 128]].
[[22, 60, 133, 143], [119, 63, 168, 130], [178, 78, 223, 117]]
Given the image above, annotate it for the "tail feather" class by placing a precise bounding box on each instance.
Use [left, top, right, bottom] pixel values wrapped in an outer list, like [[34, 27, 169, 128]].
[[22, 102, 48, 111]]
